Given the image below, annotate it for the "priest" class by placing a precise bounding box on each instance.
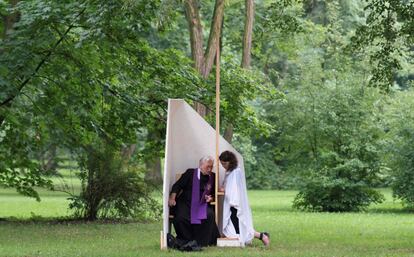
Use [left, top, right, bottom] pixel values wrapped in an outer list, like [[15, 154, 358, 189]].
[[168, 156, 220, 247]]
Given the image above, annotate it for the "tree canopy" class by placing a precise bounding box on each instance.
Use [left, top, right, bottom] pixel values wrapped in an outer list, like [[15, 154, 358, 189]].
[[1, 0, 413, 216]]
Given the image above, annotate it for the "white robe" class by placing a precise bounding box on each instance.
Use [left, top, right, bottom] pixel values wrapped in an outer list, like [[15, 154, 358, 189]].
[[222, 167, 255, 245]]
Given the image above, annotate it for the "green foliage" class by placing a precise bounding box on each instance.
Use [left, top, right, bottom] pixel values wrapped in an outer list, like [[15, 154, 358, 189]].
[[351, 0, 414, 90], [204, 56, 277, 137], [289, 80, 386, 211], [245, 149, 295, 190], [264, 0, 304, 34], [0, 0, 272, 219], [69, 143, 160, 220], [383, 89, 414, 208], [0, 0, 197, 216], [390, 132, 414, 209], [293, 167, 385, 212], [1, 0, 413, 217], [0, 110, 53, 201]]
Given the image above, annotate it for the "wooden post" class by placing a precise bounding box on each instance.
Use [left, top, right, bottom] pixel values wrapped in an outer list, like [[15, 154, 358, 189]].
[[215, 39, 220, 225]]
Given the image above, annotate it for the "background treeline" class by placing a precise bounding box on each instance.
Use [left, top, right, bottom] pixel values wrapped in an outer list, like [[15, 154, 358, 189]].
[[0, 0, 413, 219]]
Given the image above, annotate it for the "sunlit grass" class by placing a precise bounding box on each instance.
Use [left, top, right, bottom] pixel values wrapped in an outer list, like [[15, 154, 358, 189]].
[[1, 183, 414, 256]]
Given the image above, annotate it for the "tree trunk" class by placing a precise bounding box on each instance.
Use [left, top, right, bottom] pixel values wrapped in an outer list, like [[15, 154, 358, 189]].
[[40, 145, 58, 174], [223, 124, 234, 143], [202, 0, 225, 78], [223, 0, 255, 143], [121, 144, 137, 167], [0, 0, 20, 127], [145, 157, 162, 184], [184, 0, 225, 116], [2, 0, 20, 39], [303, 0, 328, 25], [194, 102, 207, 117], [84, 172, 98, 221], [241, 0, 254, 69], [184, 0, 205, 73]]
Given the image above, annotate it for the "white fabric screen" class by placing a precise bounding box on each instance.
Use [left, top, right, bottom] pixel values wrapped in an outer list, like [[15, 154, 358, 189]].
[[161, 99, 245, 248]]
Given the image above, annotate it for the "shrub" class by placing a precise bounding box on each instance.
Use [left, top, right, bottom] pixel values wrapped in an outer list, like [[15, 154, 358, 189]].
[[383, 89, 414, 209], [69, 144, 161, 220], [293, 161, 384, 212]]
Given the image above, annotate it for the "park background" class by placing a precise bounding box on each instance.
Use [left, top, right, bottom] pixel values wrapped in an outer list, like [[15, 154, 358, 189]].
[[1, 0, 413, 256]]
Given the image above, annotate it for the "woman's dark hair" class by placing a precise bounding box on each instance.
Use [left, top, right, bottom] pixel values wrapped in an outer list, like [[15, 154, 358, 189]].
[[219, 151, 238, 171]]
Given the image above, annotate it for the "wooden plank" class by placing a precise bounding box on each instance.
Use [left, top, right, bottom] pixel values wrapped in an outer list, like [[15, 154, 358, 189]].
[[215, 31, 221, 226], [217, 238, 244, 247]]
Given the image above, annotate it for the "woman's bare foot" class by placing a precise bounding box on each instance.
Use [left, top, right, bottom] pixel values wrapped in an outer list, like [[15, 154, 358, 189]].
[[260, 232, 270, 246]]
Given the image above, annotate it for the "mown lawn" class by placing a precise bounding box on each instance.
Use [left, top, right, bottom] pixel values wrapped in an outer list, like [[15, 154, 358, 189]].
[[1, 186, 413, 257]]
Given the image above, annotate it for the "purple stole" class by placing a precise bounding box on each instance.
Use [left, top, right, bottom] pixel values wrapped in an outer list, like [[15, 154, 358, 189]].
[[190, 169, 214, 224]]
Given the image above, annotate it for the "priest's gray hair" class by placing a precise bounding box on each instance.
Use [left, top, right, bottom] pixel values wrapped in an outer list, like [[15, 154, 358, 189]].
[[199, 156, 214, 164]]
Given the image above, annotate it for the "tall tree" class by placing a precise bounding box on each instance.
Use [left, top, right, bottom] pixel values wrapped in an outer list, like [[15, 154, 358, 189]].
[[241, 0, 254, 69], [0, 0, 202, 208], [224, 0, 255, 143], [0, 0, 19, 126], [1, 0, 19, 39], [184, 0, 225, 116]]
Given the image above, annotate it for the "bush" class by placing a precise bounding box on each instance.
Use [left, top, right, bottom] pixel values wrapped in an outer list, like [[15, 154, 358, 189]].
[[383, 89, 414, 209], [285, 81, 386, 211], [69, 144, 161, 221], [293, 144, 385, 212], [392, 137, 414, 208], [293, 163, 384, 212]]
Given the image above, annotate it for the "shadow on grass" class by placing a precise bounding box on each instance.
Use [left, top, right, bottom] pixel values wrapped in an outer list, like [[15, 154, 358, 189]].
[[253, 205, 414, 216], [0, 191, 73, 198], [0, 216, 156, 225], [367, 207, 414, 214]]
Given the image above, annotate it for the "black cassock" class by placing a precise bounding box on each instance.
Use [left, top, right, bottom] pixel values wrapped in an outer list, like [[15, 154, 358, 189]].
[[170, 168, 220, 246]]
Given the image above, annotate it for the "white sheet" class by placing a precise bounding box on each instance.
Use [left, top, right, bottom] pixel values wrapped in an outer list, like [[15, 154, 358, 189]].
[[161, 99, 245, 248], [222, 167, 255, 245]]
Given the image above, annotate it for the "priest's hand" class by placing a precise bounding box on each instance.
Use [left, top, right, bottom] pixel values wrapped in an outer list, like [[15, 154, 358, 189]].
[[218, 187, 225, 192], [168, 198, 176, 207], [205, 195, 213, 203], [168, 193, 177, 207]]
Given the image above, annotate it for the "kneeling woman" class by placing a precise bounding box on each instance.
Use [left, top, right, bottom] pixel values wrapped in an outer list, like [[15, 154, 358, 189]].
[[219, 151, 270, 246]]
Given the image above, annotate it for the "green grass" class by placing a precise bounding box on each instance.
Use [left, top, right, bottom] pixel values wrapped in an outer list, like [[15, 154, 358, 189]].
[[0, 169, 81, 218], [1, 188, 414, 256]]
